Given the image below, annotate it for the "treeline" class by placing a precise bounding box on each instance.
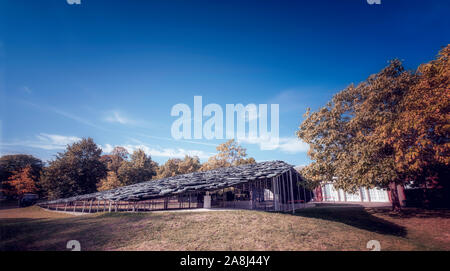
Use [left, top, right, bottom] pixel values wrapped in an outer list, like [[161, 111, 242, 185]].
[[297, 45, 449, 209], [0, 139, 255, 200]]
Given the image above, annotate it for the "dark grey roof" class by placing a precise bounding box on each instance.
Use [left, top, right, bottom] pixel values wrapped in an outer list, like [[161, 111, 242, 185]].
[[43, 160, 298, 204]]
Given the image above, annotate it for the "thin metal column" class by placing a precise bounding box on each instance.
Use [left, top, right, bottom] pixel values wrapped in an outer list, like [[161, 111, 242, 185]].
[[289, 170, 295, 214]]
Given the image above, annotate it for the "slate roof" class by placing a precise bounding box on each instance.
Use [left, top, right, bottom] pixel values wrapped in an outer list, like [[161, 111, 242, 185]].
[[43, 160, 299, 204]]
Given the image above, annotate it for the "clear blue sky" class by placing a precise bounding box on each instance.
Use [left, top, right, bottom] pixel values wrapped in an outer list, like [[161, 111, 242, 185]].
[[0, 0, 449, 166]]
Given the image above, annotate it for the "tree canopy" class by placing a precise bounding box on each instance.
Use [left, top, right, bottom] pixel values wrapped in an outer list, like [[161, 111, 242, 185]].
[[297, 45, 450, 209], [0, 154, 43, 198], [387, 46, 449, 189], [3, 166, 39, 197], [0, 154, 43, 183], [200, 139, 255, 171], [117, 149, 158, 186], [157, 155, 201, 179], [40, 138, 107, 199]]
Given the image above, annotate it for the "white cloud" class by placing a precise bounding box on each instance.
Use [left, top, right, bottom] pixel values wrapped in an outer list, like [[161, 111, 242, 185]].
[[37, 133, 81, 146], [100, 143, 213, 159], [269, 89, 308, 113], [1, 133, 81, 150], [21, 100, 105, 130], [21, 86, 32, 94], [104, 111, 133, 125], [238, 136, 309, 154]]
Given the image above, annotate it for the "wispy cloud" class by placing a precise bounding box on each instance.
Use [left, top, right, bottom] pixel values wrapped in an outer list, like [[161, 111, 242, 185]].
[[134, 132, 217, 147], [238, 136, 309, 154], [101, 143, 213, 159], [103, 110, 155, 129], [1, 133, 81, 150], [104, 111, 133, 125], [21, 100, 103, 130], [269, 89, 308, 113], [20, 86, 32, 94]]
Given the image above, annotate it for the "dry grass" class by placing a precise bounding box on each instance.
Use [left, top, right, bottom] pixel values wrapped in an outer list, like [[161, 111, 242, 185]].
[[0, 205, 449, 251]]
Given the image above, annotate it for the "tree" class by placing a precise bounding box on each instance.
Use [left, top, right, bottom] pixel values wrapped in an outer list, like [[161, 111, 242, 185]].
[[117, 149, 158, 185], [297, 59, 414, 210], [0, 154, 43, 198], [157, 155, 201, 179], [4, 166, 38, 198], [389, 46, 449, 183], [386, 45, 450, 206], [40, 138, 107, 199], [97, 146, 130, 191], [200, 139, 255, 171], [97, 171, 122, 191], [178, 155, 201, 174], [100, 146, 129, 174]]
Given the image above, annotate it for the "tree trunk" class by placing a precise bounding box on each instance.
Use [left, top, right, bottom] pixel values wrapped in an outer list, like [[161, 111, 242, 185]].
[[389, 182, 401, 211]]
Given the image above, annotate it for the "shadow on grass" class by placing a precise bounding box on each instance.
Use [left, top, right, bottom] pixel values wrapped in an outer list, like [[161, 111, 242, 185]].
[[294, 206, 407, 237], [0, 212, 152, 251], [370, 208, 450, 219]]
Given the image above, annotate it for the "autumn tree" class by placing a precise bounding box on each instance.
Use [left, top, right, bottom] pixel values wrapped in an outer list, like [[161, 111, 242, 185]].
[[4, 166, 39, 198], [157, 155, 201, 178], [97, 146, 130, 190], [100, 146, 129, 173], [40, 138, 107, 199], [297, 59, 414, 210], [200, 139, 255, 171], [387, 45, 450, 205], [0, 154, 43, 196], [97, 171, 122, 191], [117, 149, 158, 185]]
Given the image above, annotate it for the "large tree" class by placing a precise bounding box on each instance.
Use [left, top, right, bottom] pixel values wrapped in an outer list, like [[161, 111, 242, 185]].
[[298, 46, 450, 210], [117, 149, 158, 185], [97, 146, 130, 190], [387, 45, 450, 205], [40, 138, 107, 199], [4, 166, 39, 198], [97, 171, 122, 191], [297, 59, 414, 210], [100, 146, 129, 174], [0, 154, 43, 198], [157, 155, 201, 179], [200, 139, 255, 171]]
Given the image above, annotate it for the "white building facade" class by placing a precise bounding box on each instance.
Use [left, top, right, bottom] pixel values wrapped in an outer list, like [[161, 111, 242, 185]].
[[319, 183, 390, 203]]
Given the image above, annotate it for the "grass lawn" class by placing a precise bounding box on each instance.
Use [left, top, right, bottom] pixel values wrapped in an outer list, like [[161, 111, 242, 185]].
[[0, 204, 449, 251]]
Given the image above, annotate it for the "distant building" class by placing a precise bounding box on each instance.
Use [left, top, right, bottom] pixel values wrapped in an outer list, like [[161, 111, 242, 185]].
[[295, 166, 406, 205], [313, 183, 406, 205]]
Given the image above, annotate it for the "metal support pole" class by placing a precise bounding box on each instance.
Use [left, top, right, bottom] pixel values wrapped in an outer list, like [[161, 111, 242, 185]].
[[280, 174, 285, 211], [289, 170, 295, 214]]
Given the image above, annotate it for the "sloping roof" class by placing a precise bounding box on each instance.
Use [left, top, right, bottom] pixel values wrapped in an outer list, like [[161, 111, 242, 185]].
[[44, 160, 298, 204]]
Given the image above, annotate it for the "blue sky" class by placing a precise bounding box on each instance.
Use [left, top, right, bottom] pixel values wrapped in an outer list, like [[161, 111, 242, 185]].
[[0, 0, 449, 166]]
